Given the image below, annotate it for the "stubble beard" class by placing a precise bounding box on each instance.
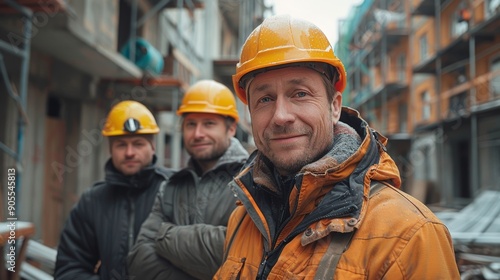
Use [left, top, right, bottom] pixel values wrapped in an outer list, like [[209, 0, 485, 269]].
[[189, 144, 226, 164], [261, 125, 333, 175]]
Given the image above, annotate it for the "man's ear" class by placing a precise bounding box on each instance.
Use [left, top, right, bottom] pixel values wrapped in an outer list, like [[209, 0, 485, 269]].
[[331, 91, 343, 123], [108, 137, 114, 154], [228, 121, 237, 137]]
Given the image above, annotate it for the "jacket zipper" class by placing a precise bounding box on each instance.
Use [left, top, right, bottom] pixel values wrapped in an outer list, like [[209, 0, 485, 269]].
[[254, 195, 357, 279], [256, 252, 268, 280], [127, 193, 135, 249], [256, 192, 297, 279]]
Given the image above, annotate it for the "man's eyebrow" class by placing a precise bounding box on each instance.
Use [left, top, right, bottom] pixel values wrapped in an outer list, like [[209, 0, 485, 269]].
[[185, 117, 221, 122], [254, 83, 272, 92], [288, 77, 307, 85], [253, 77, 308, 92]]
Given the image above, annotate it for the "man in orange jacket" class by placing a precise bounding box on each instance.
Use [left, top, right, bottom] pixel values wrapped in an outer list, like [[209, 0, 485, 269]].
[[214, 14, 461, 279]]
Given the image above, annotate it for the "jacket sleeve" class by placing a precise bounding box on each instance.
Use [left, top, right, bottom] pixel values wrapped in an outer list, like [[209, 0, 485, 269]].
[[155, 222, 227, 280], [127, 190, 195, 280], [54, 192, 100, 280], [384, 221, 461, 279]]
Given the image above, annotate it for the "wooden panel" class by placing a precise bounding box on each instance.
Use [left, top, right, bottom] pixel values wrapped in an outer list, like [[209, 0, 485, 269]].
[[0, 221, 35, 280], [42, 118, 65, 248]]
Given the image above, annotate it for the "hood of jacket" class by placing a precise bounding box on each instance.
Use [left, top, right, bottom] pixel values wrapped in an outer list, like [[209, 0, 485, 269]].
[[231, 107, 401, 246], [184, 137, 249, 177], [104, 154, 160, 190]]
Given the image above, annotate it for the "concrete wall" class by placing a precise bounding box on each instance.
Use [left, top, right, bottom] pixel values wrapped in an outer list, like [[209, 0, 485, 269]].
[[70, 0, 119, 51]]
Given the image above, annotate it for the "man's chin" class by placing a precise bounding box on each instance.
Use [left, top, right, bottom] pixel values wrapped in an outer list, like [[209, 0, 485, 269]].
[[191, 150, 216, 161], [120, 166, 141, 176]]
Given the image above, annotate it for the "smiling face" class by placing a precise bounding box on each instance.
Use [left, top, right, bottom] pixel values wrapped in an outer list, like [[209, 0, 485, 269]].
[[110, 135, 155, 176], [182, 112, 236, 172], [247, 66, 342, 175]]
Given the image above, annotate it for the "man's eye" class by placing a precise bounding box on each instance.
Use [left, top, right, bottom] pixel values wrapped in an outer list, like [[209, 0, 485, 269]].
[[259, 96, 272, 103], [296, 91, 307, 98], [134, 142, 145, 147]]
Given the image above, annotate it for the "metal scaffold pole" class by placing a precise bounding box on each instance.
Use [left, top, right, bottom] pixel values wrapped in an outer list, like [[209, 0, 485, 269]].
[[0, 0, 33, 213]]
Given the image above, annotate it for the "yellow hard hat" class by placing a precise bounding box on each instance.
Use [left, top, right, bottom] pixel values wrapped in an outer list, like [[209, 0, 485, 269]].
[[176, 80, 239, 122], [233, 14, 347, 104], [102, 100, 159, 136]]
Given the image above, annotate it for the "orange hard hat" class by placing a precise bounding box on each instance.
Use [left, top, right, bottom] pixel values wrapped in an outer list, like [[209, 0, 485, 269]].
[[233, 14, 347, 104], [176, 80, 239, 122], [102, 100, 159, 136]]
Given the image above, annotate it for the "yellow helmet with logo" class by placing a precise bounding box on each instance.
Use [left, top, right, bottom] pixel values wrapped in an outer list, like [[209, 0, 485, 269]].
[[176, 80, 239, 122], [232, 14, 347, 104], [102, 100, 159, 136]]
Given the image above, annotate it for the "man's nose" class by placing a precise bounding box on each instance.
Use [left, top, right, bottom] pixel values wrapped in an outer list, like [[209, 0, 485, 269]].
[[125, 144, 135, 157], [271, 97, 295, 126], [193, 123, 206, 138]]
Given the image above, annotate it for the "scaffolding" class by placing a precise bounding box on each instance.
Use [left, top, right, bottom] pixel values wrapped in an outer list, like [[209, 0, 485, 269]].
[[0, 0, 32, 204], [335, 0, 375, 107]]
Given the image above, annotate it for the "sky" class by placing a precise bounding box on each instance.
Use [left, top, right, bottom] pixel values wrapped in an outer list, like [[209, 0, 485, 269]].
[[272, 0, 364, 45]]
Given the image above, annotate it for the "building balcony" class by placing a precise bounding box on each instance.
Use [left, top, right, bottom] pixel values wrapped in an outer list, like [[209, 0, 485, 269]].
[[411, 0, 435, 16], [411, 0, 447, 16], [440, 70, 500, 120], [0, 0, 144, 79], [147, 0, 204, 9]]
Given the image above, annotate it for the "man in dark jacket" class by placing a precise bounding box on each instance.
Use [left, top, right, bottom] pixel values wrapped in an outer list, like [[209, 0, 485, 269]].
[[127, 80, 249, 279], [55, 100, 174, 279]]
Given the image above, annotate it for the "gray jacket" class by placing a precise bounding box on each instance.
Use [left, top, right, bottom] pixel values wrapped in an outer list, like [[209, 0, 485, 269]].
[[127, 138, 249, 279]]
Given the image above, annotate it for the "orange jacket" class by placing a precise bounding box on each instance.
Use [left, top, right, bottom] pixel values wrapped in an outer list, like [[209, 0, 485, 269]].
[[215, 108, 460, 279]]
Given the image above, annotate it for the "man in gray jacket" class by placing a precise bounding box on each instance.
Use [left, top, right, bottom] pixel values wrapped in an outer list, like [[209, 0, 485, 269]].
[[127, 80, 249, 279]]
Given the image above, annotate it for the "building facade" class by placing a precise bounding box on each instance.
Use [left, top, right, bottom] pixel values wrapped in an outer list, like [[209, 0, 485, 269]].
[[336, 0, 500, 207]]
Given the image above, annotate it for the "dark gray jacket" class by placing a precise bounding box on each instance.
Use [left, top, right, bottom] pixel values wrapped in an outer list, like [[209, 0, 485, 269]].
[[127, 138, 249, 279]]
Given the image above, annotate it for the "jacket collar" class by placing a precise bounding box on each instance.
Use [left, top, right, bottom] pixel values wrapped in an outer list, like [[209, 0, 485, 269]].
[[233, 107, 401, 239], [185, 137, 249, 177], [216, 137, 250, 166]]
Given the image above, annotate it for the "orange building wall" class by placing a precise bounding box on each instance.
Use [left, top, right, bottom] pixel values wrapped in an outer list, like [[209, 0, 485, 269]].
[[413, 77, 436, 126], [373, 64, 383, 90], [386, 92, 410, 134], [413, 17, 436, 64], [387, 98, 399, 134], [475, 37, 500, 103], [472, 0, 486, 24], [440, 0, 462, 47], [387, 40, 410, 84]]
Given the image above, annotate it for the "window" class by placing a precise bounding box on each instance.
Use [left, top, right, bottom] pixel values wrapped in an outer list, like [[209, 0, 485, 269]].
[[419, 35, 428, 61], [448, 92, 467, 118], [456, 68, 467, 85], [491, 57, 500, 97], [422, 91, 431, 121], [399, 103, 407, 132], [452, 6, 469, 37], [488, 0, 500, 18], [397, 54, 406, 82]]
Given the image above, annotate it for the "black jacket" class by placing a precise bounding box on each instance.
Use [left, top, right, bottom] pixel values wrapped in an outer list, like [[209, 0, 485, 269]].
[[55, 155, 174, 280]]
